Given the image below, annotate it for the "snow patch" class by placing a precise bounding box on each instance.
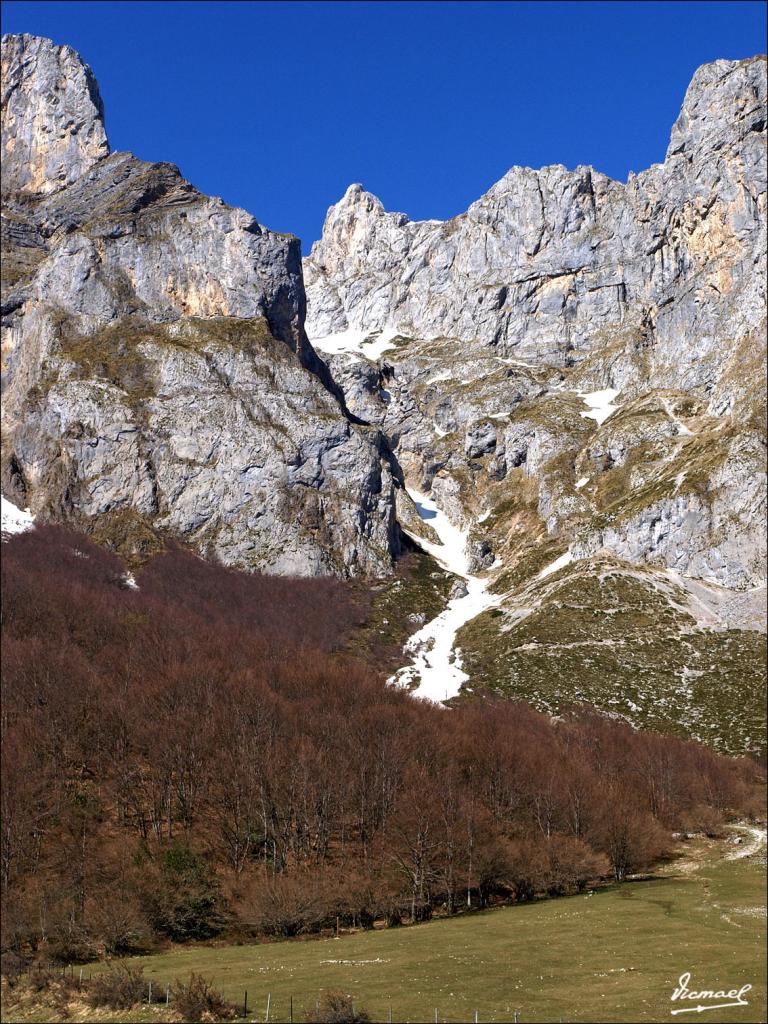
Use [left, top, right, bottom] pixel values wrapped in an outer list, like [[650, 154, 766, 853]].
[[390, 490, 500, 702], [1, 496, 35, 537], [537, 549, 573, 580], [495, 356, 534, 368], [309, 325, 401, 360], [575, 477, 589, 490], [406, 491, 472, 577], [579, 388, 620, 426]]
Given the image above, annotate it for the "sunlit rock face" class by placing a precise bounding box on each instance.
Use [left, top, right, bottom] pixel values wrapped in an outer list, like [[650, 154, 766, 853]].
[[304, 56, 767, 593], [1, 33, 401, 577], [1, 34, 109, 195], [306, 58, 766, 389]]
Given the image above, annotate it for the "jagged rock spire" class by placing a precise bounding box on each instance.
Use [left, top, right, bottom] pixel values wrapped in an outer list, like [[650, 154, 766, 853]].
[[1, 33, 109, 195]]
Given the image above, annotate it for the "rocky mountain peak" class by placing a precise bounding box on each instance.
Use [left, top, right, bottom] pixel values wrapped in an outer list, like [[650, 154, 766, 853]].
[[1, 33, 109, 196], [305, 56, 766, 375], [308, 182, 409, 272], [1, 33, 402, 577], [666, 55, 767, 160]]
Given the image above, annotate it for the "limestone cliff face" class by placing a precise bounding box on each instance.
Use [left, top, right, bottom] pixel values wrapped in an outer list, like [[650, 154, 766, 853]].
[[1, 34, 400, 576], [2, 34, 765, 595], [1, 34, 108, 195], [304, 56, 767, 593]]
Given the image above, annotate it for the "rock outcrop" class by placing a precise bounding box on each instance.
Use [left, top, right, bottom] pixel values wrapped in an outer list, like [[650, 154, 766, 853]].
[[1, 34, 108, 195], [1, 33, 401, 576]]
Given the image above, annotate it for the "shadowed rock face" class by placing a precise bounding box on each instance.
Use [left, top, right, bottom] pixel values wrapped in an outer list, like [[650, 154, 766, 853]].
[[304, 56, 767, 594], [1, 33, 401, 576]]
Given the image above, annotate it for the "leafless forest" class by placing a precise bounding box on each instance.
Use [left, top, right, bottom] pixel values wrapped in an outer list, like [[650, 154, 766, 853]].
[[1, 526, 764, 963]]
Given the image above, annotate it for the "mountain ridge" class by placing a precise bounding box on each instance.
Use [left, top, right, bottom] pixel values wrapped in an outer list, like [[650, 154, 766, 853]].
[[298, 51, 766, 734], [303, 52, 766, 589], [1, 33, 766, 740]]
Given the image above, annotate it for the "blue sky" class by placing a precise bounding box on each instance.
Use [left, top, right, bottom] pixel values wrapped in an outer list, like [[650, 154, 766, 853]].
[[2, 1, 765, 247]]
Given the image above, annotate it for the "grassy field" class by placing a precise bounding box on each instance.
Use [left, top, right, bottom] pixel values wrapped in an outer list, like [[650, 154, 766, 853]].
[[6, 829, 763, 1024]]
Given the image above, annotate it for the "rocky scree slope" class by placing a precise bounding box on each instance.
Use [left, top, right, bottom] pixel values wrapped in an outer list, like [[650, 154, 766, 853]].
[[304, 57, 768, 750], [1, 33, 403, 576]]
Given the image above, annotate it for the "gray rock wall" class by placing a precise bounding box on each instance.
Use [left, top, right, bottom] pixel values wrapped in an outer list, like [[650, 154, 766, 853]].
[[1, 34, 109, 195], [304, 56, 767, 590], [305, 58, 766, 393]]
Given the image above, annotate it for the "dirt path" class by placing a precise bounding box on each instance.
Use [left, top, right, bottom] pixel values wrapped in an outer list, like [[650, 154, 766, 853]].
[[726, 824, 767, 861]]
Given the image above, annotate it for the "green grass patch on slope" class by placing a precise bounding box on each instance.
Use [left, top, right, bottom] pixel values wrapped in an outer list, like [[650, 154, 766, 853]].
[[55, 315, 286, 407], [457, 567, 767, 756]]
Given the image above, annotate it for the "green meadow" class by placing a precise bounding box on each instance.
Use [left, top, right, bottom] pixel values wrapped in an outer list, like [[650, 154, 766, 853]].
[[10, 829, 757, 1024]]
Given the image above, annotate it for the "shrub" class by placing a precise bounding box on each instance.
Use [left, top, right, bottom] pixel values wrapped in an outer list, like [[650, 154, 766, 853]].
[[27, 965, 57, 993], [682, 803, 726, 838], [171, 973, 238, 1022], [506, 839, 547, 902], [544, 835, 608, 895], [86, 889, 151, 955], [43, 905, 96, 965], [86, 963, 146, 1010], [595, 797, 669, 881], [13, 964, 81, 1020], [306, 990, 371, 1023], [144, 844, 226, 942], [245, 873, 329, 938], [0, 952, 26, 988]]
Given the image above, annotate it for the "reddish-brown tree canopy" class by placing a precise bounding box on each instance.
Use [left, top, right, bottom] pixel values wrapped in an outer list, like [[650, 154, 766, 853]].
[[1, 526, 763, 961]]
